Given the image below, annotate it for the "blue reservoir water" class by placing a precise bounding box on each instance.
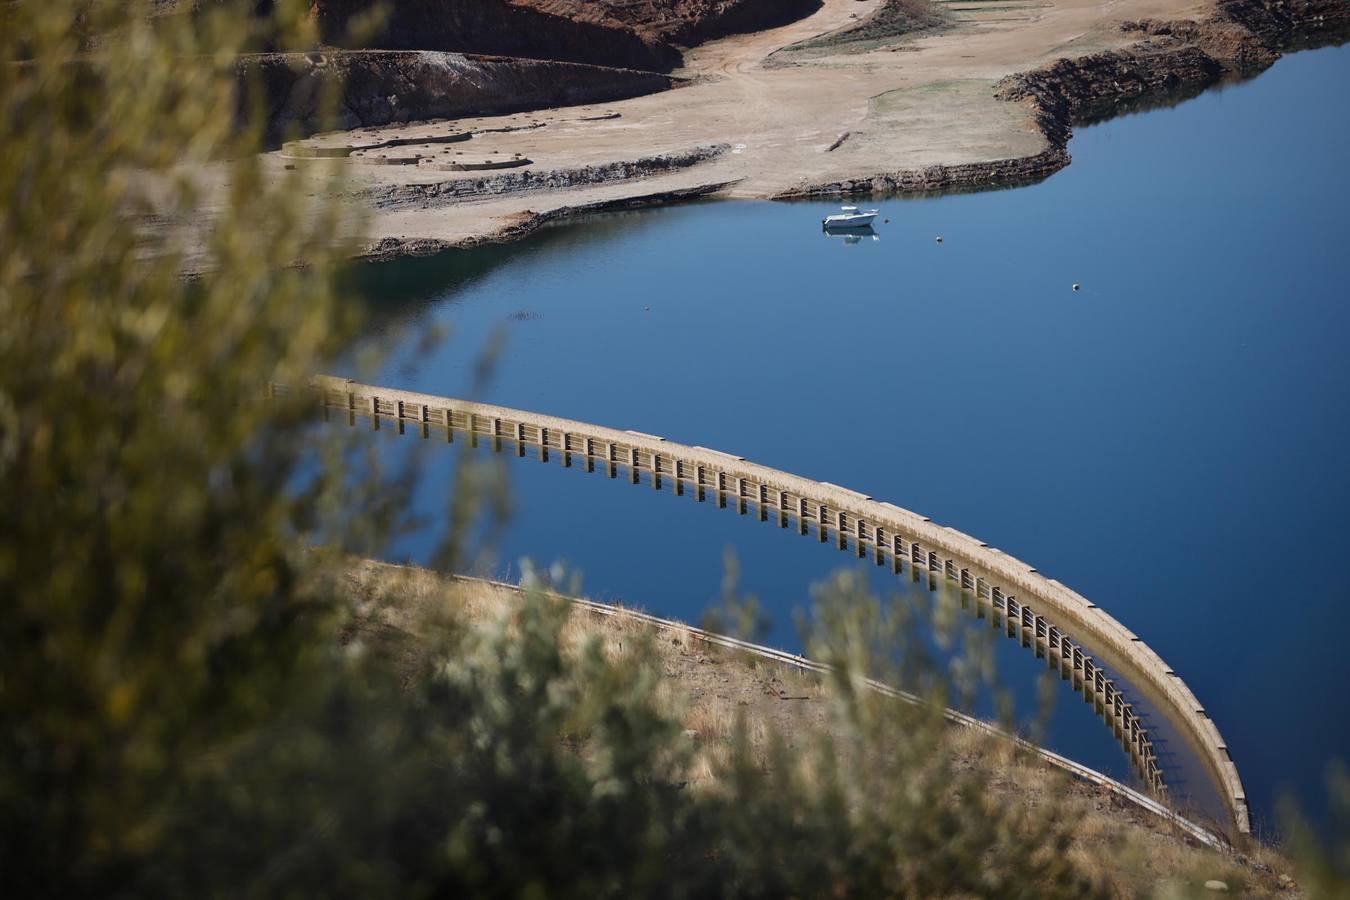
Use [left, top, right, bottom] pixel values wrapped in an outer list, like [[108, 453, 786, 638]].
[[344, 44, 1350, 830]]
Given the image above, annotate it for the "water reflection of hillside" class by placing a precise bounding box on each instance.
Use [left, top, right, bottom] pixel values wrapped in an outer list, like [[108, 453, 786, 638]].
[[346, 204, 702, 315]]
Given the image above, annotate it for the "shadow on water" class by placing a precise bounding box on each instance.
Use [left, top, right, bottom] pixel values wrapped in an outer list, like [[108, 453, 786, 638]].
[[1075, 77, 1232, 127], [343, 205, 677, 316], [345, 203, 881, 326]]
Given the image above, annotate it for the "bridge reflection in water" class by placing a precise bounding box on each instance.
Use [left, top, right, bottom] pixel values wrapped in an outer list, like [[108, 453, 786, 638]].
[[299, 377, 1250, 836]]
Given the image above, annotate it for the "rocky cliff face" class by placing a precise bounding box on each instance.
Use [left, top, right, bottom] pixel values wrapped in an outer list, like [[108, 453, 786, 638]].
[[312, 0, 679, 71], [542, 0, 823, 46], [242, 51, 680, 143], [996, 0, 1350, 127], [254, 0, 827, 143], [1214, 0, 1350, 50], [311, 0, 821, 71]]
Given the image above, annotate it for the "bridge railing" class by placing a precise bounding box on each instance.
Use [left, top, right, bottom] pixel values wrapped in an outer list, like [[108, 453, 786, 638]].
[[440, 568, 1230, 851]]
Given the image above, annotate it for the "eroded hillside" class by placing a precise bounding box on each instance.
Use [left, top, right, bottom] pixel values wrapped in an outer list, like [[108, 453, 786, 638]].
[[310, 0, 821, 70]]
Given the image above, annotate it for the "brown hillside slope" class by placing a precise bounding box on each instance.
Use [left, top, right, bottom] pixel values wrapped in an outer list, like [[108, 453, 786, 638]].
[[311, 0, 821, 70], [525, 0, 823, 45], [240, 50, 680, 141]]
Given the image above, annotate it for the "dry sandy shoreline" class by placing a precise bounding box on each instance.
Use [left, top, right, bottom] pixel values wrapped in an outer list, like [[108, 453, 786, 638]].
[[224, 0, 1343, 262]]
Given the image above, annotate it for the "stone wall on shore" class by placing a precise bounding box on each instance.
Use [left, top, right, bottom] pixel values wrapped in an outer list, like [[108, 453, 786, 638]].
[[360, 145, 729, 210]]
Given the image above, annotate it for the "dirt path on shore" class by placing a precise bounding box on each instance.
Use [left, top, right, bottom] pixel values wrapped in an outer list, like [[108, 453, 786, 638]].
[[248, 0, 1307, 256]]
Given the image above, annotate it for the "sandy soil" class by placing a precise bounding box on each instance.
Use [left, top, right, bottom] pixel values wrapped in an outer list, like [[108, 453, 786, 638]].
[[267, 0, 1215, 250]]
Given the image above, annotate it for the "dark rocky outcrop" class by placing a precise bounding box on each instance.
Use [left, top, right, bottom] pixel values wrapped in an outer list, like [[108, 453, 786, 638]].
[[997, 0, 1350, 130], [1212, 0, 1350, 50], [581, 0, 824, 47], [242, 50, 681, 143], [773, 146, 1072, 199], [312, 0, 679, 71], [360, 180, 738, 259], [311, 0, 821, 72], [994, 42, 1228, 126]]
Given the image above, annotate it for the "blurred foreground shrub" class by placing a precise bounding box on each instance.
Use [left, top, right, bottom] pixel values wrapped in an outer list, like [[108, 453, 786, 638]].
[[3, 1, 1342, 897]]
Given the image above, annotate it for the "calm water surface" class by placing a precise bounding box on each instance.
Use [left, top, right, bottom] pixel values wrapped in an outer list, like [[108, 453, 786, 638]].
[[345, 44, 1350, 829]]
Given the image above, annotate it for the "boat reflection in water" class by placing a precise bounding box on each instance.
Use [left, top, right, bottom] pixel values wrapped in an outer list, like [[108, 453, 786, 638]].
[[823, 224, 880, 245]]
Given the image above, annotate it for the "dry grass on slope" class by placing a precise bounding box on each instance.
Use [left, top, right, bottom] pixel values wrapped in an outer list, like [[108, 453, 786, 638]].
[[340, 560, 1302, 898], [776, 0, 951, 57]]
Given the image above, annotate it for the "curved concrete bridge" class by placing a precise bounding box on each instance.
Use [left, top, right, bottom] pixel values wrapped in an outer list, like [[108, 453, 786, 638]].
[[306, 376, 1250, 835], [436, 568, 1229, 850]]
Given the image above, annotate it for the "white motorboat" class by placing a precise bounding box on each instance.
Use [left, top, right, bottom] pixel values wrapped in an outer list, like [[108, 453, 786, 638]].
[[822, 205, 879, 228]]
